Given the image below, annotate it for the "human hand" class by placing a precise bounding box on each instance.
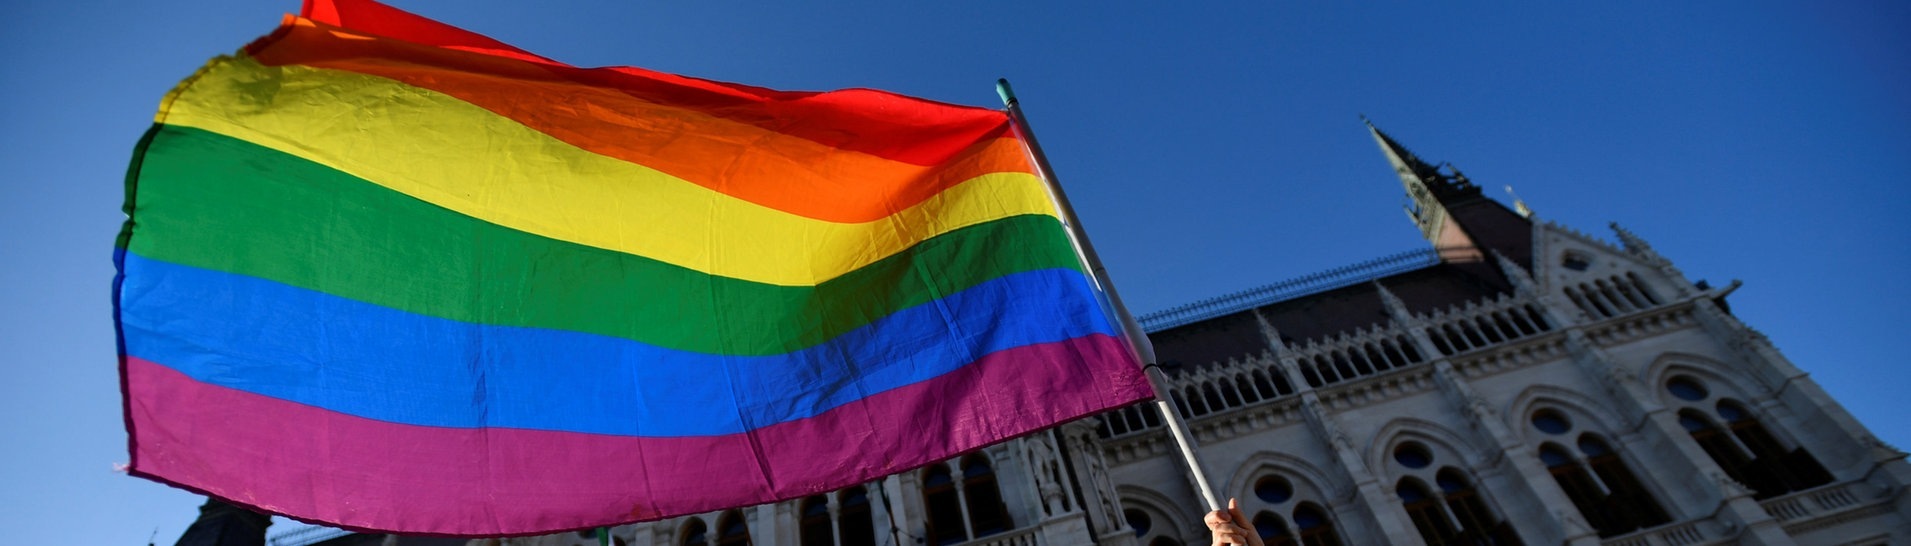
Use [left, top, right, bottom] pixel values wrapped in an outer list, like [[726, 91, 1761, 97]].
[[1204, 497, 1264, 546]]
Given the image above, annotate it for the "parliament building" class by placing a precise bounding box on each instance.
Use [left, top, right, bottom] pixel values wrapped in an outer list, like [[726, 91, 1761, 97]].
[[270, 125, 1911, 546]]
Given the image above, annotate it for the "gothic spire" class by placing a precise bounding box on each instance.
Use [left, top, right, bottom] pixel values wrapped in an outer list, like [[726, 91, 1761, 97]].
[[1361, 119, 1539, 273], [1365, 118, 1480, 248], [1364, 116, 1443, 186]]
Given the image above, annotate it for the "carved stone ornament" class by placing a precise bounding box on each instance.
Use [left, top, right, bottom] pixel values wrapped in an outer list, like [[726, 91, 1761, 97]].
[[1026, 434, 1067, 515], [1710, 471, 1750, 498], [1466, 393, 1496, 420], [1605, 363, 1639, 386]]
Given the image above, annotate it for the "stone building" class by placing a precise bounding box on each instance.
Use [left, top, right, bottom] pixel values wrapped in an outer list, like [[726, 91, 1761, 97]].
[[269, 124, 1911, 546]]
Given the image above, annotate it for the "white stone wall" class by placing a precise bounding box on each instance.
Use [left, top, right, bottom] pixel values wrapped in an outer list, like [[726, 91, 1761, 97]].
[[494, 222, 1911, 546], [1095, 222, 1911, 546]]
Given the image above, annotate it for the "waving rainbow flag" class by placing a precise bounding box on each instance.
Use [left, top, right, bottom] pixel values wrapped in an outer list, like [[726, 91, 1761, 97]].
[[115, 0, 1150, 536]]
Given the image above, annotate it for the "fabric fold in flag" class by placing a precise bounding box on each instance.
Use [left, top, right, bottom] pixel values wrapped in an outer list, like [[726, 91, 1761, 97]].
[[116, 0, 1151, 537]]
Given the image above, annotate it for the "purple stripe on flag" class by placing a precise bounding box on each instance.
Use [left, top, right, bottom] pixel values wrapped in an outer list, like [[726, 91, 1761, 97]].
[[125, 334, 1149, 536]]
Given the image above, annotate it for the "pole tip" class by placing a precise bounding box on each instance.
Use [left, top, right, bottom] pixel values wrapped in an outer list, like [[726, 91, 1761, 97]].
[[995, 78, 1017, 106]]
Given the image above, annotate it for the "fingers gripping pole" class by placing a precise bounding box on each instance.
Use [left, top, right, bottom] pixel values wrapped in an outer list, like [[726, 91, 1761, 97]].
[[997, 78, 1223, 513]]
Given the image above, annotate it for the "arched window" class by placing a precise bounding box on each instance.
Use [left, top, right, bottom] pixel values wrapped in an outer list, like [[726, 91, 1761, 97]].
[[1530, 406, 1671, 537], [1398, 478, 1459, 545], [1219, 378, 1244, 407], [922, 464, 967, 545], [838, 486, 877, 546], [715, 510, 751, 546], [1436, 469, 1518, 545], [1364, 344, 1391, 372], [1292, 503, 1343, 546], [1393, 442, 1433, 469], [1579, 435, 1670, 534], [798, 496, 831, 546], [1666, 375, 1707, 401], [1141, 405, 1162, 427], [1299, 359, 1325, 387], [679, 518, 708, 546], [1331, 351, 1359, 377], [1668, 373, 1833, 500], [1253, 511, 1294, 546], [1540, 443, 1611, 534], [1235, 375, 1260, 403], [1252, 370, 1279, 399], [1243, 471, 1340, 546], [1717, 400, 1833, 497], [1254, 475, 1294, 504], [962, 455, 1012, 537], [1125, 509, 1152, 538], [1184, 386, 1208, 415], [1680, 408, 1755, 490], [1530, 409, 1571, 435], [1123, 503, 1187, 546], [1625, 273, 1660, 304]]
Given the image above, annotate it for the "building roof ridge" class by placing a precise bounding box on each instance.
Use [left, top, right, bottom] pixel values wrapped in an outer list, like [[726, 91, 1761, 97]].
[[1139, 247, 1449, 332]]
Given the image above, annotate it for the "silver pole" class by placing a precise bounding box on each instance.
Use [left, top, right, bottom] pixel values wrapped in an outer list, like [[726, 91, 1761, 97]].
[[995, 78, 1224, 513]]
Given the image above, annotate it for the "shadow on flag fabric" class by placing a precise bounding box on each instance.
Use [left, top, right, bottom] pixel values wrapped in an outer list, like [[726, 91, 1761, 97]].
[[114, 0, 1152, 537]]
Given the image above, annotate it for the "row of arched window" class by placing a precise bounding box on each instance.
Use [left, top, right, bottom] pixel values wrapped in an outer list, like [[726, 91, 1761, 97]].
[[1181, 380, 1832, 546], [676, 454, 1014, 546], [1100, 332, 1434, 439], [1516, 372, 1836, 539], [1181, 464, 1519, 546], [1422, 304, 1552, 357], [1102, 301, 1554, 438], [1126, 474, 1348, 546], [797, 486, 876, 546], [920, 455, 1013, 545], [1297, 333, 1427, 388], [678, 510, 753, 546], [1099, 366, 1300, 438], [1175, 368, 1301, 418], [1564, 273, 1660, 320], [685, 373, 1834, 546]]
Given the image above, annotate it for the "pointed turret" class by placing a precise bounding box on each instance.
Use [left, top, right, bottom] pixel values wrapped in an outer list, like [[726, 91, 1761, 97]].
[[1366, 117, 1446, 189], [1364, 118, 1484, 246], [1364, 119, 1537, 276]]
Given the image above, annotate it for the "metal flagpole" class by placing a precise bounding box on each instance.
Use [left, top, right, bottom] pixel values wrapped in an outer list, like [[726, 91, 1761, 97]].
[[995, 78, 1226, 514]]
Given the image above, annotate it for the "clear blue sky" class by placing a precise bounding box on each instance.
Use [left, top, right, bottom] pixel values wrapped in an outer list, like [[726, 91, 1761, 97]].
[[3, 1, 1906, 543]]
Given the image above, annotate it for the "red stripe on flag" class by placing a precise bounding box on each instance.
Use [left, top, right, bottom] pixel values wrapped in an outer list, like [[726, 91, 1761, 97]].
[[295, 0, 1009, 167]]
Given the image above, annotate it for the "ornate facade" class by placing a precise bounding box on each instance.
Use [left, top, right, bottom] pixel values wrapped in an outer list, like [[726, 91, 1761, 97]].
[[272, 125, 1911, 546]]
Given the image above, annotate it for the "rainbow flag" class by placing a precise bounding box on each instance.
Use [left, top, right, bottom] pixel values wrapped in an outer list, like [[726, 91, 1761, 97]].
[[115, 0, 1150, 536]]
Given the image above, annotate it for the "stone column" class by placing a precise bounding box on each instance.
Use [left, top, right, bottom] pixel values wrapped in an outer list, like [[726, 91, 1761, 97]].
[[1432, 360, 1599, 546], [1690, 295, 1904, 471], [1563, 330, 1795, 545], [1376, 281, 1596, 545], [1256, 310, 1411, 545], [1296, 392, 1421, 546]]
